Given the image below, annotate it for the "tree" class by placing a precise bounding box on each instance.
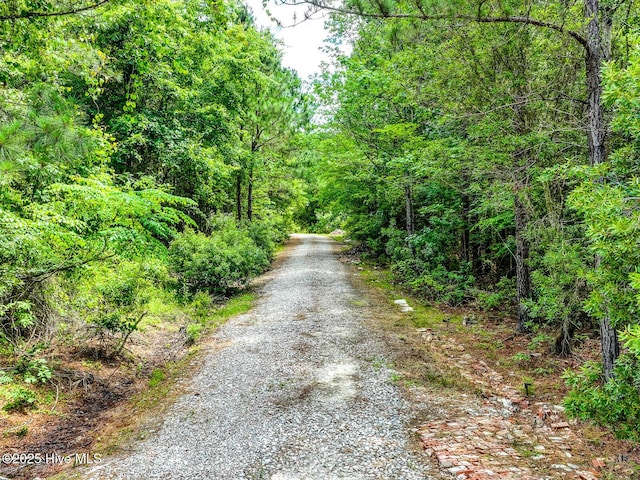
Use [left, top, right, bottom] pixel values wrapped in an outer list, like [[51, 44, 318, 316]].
[[284, 0, 631, 378], [0, 0, 302, 367], [236, 41, 310, 221], [0, 0, 111, 21]]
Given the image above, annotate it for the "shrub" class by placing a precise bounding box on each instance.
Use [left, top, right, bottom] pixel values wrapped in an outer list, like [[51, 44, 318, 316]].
[[243, 218, 289, 260], [74, 260, 164, 356], [393, 259, 474, 306], [17, 356, 52, 385], [3, 386, 38, 413], [564, 356, 640, 442], [474, 277, 515, 311], [169, 220, 271, 297], [382, 226, 474, 306], [182, 292, 212, 345], [185, 323, 203, 345], [408, 266, 474, 306], [562, 288, 640, 441]]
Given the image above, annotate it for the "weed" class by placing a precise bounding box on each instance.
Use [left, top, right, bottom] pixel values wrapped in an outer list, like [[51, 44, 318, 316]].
[[370, 356, 386, 370], [349, 299, 367, 307], [185, 323, 203, 345], [528, 333, 553, 351], [514, 445, 538, 458], [2, 386, 37, 413], [533, 366, 555, 376], [148, 369, 165, 388], [511, 352, 532, 364]]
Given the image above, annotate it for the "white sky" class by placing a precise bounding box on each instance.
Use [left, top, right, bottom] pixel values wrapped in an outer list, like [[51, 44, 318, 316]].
[[244, 0, 332, 80]]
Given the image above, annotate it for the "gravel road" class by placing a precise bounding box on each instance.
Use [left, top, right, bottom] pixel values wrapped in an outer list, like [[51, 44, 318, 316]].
[[86, 234, 434, 480]]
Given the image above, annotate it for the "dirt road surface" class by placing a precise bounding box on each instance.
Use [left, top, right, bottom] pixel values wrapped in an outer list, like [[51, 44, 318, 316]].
[[84, 234, 434, 480]]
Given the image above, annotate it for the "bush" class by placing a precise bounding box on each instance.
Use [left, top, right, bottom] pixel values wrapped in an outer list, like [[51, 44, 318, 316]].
[[243, 218, 288, 260], [407, 266, 474, 306], [474, 277, 515, 311], [392, 259, 474, 306], [72, 259, 167, 356], [169, 219, 272, 297], [564, 355, 640, 442], [564, 326, 640, 441], [16, 351, 52, 385], [3, 386, 38, 413], [183, 292, 212, 345], [381, 226, 473, 305]]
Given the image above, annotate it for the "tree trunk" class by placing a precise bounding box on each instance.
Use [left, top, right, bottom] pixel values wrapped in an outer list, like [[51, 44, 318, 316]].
[[600, 316, 620, 380], [585, 0, 619, 379], [236, 173, 242, 222], [404, 171, 414, 235], [511, 92, 533, 335], [554, 315, 576, 357], [247, 166, 254, 222], [514, 190, 532, 334], [585, 0, 608, 168], [461, 192, 471, 264]]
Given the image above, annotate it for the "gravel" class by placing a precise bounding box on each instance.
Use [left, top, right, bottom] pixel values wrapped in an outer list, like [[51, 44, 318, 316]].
[[86, 234, 435, 480]]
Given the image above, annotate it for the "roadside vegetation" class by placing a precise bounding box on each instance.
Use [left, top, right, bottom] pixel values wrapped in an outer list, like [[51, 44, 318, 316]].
[[0, 1, 304, 473], [295, 0, 640, 444], [344, 248, 640, 478]]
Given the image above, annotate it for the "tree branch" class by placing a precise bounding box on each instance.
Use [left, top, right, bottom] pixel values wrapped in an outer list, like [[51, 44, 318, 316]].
[[0, 0, 111, 21], [278, 0, 587, 48]]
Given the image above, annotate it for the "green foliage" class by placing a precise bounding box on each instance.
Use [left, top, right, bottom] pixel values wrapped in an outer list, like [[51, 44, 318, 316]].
[[15, 345, 52, 384], [525, 221, 590, 335], [395, 261, 474, 306], [72, 259, 168, 356], [558, 39, 640, 437], [303, 14, 583, 310], [511, 352, 532, 364], [169, 219, 271, 297], [569, 176, 640, 330], [183, 292, 213, 344], [2, 386, 38, 413], [0, 0, 300, 387], [148, 369, 165, 389], [297, 5, 640, 439], [564, 356, 640, 442], [380, 223, 474, 305], [475, 277, 515, 311], [621, 325, 640, 356], [528, 333, 553, 351], [0, 370, 12, 384]]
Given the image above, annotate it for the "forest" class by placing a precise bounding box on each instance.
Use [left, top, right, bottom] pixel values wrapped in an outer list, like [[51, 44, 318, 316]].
[[1, 0, 640, 452], [0, 0, 305, 426]]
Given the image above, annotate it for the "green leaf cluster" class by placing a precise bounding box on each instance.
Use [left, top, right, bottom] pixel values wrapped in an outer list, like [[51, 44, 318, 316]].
[[0, 0, 305, 370]]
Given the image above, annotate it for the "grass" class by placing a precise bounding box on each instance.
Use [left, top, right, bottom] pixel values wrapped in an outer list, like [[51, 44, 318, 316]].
[[0, 382, 58, 417], [356, 258, 460, 330], [213, 292, 256, 324], [148, 368, 165, 388]]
